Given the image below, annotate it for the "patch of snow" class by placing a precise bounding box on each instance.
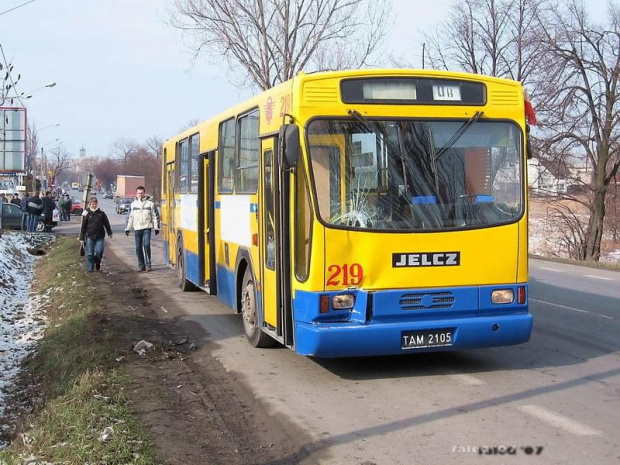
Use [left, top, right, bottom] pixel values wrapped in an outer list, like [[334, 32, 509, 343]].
[[0, 232, 54, 449], [602, 248, 620, 263]]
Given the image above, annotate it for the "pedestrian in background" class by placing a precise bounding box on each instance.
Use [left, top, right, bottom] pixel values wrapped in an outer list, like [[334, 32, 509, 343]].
[[79, 196, 113, 272], [20, 192, 29, 231], [26, 191, 43, 232], [0, 193, 7, 203], [63, 194, 73, 221], [42, 191, 55, 232], [58, 195, 66, 220], [125, 186, 159, 272], [10, 193, 20, 206]]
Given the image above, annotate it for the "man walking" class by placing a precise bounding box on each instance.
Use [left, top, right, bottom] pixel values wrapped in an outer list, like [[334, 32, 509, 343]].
[[59, 194, 72, 221], [41, 191, 55, 232], [65, 194, 73, 220], [125, 186, 160, 272], [26, 191, 43, 232], [79, 197, 113, 272], [58, 195, 66, 220]]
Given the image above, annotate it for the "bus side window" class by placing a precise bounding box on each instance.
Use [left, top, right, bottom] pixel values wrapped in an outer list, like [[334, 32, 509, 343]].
[[219, 118, 236, 193], [295, 162, 313, 281], [237, 109, 259, 194]]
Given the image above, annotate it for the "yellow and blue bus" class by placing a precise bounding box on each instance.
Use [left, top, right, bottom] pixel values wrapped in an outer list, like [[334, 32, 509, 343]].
[[161, 69, 533, 357]]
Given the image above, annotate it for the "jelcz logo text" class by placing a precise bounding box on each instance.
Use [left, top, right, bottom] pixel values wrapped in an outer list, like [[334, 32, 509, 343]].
[[392, 252, 460, 268]]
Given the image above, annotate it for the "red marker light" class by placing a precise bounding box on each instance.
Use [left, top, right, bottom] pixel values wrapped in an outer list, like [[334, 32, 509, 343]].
[[320, 295, 330, 313]]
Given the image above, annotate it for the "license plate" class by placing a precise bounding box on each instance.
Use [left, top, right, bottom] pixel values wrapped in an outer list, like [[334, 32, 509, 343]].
[[401, 329, 454, 350]]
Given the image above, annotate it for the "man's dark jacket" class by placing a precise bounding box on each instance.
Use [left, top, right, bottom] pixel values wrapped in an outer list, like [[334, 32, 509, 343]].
[[26, 195, 43, 215], [42, 196, 55, 220], [20, 195, 29, 212], [80, 208, 113, 241]]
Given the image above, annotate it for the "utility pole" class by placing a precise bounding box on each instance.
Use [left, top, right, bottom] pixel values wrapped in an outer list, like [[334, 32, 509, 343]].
[[40, 146, 45, 192]]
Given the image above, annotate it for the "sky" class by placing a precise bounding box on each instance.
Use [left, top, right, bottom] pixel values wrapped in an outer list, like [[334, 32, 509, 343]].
[[0, 0, 452, 159]]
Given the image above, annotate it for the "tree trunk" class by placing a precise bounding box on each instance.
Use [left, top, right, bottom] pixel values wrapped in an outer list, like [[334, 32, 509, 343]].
[[584, 187, 606, 261]]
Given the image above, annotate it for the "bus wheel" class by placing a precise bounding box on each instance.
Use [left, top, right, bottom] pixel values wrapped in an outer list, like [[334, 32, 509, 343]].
[[241, 269, 274, 348], [176, 237, 196, 291]]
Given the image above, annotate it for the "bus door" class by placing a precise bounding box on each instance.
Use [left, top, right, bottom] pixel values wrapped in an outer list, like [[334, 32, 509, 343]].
[[166, 161, 176, 264], [203, 151, 216, 294], [260, 138, 292, 344]]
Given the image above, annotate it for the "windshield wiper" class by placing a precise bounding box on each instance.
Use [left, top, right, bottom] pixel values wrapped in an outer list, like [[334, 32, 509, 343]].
[[347, 109, 372, 125], [433, 111, 484, 162]]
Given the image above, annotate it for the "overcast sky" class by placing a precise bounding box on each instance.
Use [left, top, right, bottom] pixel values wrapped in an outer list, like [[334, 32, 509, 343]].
[[0, 0, 457, 158]]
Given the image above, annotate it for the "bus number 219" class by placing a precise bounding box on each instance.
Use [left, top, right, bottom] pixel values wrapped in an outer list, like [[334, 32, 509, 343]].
[[326, 263, 364, 286]]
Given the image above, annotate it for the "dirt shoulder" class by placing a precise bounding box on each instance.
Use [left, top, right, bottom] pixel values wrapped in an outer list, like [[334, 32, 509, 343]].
[[95, 246, 306, 465]]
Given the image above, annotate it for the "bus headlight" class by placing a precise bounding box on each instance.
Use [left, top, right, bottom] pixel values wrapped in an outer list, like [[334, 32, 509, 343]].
[[333, 294, 355, 310], [491, 289, 514, 304]]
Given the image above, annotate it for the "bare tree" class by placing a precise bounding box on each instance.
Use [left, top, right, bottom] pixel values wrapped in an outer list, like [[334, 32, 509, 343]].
[[108, 138, 139, 163], [545, 201, 588, 259], [533, 0, 620, 261], [47, 146, 73, 188], [144, 137, 164, 200], [605, 179, 620, 242], [145, 136, 164, 158], [93, 158, 121, 189], [424, 0, 548, 83], [125, 148, 162, 200], [93, 139, 164, 200], [178, 120, 200, 133], [169, 0, 391, 90], [27, 123, 39, 175]]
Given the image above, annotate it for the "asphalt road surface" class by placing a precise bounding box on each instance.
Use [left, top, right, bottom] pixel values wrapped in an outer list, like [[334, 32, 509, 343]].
[[55, 197, 620, 465]]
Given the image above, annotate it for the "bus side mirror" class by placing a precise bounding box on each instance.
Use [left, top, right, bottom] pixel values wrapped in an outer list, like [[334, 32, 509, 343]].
[[279, 124, 300, 168]]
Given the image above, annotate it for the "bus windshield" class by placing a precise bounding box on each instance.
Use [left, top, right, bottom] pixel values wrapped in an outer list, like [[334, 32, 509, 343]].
[[307, 118, 523, 231]]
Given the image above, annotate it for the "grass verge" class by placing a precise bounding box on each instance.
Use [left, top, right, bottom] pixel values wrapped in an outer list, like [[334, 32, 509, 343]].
[[0, 236, 159, 464]]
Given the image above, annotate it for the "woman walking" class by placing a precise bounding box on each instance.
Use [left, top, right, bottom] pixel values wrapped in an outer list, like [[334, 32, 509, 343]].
[[79, 197, 113, 272]]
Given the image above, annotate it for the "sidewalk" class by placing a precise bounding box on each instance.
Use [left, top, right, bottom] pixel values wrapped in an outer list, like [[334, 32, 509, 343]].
[[52, 212, 167, 276]]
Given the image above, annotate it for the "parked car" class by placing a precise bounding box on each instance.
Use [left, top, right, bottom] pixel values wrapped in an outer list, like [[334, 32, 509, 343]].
[[0, 202, 23, 230], [70, 200, 84, 215], [115, 197, 133, 214], [103, 191, 114, 199], [0, 202, 59, 232]]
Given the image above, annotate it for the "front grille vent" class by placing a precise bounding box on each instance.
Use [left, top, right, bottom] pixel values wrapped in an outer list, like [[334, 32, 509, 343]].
[[400, 291, 455, 310], [488, 88, 520, 105], [303, 83, 338, 103]]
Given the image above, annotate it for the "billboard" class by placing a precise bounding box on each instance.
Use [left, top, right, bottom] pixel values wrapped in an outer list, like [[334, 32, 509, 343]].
[[0, 107, 27, 173]]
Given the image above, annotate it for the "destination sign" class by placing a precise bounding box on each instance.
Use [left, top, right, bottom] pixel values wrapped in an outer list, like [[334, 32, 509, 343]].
[[341, 78, 486, 105]]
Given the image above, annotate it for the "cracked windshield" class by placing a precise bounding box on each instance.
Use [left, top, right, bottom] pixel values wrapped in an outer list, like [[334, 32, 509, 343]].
[[307, 118, 523, 231]]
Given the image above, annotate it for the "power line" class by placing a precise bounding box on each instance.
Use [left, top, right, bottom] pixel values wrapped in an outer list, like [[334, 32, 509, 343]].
[[0, 0, 37, 17]]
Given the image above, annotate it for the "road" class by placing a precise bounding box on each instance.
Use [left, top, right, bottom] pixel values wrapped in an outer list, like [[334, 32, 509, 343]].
[[56, 195, 620, 464]]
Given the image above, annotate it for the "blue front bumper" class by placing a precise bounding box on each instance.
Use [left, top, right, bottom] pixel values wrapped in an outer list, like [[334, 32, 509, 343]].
[[292, 285, 532, 357], [295, 313, 533, 357]]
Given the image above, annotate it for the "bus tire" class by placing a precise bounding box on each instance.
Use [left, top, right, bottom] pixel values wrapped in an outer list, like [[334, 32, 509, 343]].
[[241, 269, 275, 348], [176, 236, 196, 291]]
